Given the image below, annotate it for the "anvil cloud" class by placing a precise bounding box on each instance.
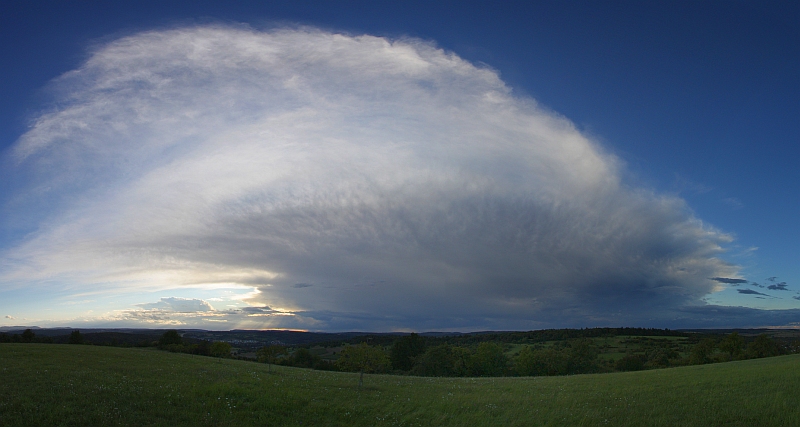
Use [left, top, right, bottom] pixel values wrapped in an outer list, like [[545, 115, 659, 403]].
[[1, 26, 744, 330]]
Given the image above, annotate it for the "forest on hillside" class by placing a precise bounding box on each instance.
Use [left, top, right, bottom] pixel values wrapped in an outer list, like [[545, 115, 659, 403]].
[[4, 327, 796, 378]]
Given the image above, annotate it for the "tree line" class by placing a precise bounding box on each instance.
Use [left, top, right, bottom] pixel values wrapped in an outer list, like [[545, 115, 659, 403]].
[[0, 329, 47, 343], [261, 331, 798, 379], [0, 329, 235, 358], [4, 328, 797, 379]]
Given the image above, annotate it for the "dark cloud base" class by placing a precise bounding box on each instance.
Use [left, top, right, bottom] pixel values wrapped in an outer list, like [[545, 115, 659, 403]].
[[263, 304, 800, 332]]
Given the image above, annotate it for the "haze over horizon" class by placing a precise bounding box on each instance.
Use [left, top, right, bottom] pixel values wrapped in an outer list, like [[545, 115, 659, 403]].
[[1, 1, 798, 332]]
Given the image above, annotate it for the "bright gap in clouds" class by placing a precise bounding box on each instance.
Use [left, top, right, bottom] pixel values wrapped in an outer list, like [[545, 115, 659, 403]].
[[3, 25, 792, 330]]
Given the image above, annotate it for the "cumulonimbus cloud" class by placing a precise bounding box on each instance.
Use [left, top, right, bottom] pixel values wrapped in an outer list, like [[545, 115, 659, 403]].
[[1, 25, 744, 330]]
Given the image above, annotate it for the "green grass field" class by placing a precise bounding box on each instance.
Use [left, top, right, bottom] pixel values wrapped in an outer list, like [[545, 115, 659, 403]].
[[1, 344, 797, 426]]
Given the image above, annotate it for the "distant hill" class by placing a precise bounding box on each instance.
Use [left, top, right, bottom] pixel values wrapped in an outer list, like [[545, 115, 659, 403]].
[[5, 327, 799, 350]]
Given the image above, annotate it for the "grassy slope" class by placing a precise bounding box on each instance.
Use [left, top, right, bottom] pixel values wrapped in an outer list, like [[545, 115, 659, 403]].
[[0, 344, 797, 426]]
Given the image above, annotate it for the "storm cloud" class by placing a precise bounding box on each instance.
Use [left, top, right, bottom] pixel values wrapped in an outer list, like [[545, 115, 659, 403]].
[[0, 25, 750, 330]]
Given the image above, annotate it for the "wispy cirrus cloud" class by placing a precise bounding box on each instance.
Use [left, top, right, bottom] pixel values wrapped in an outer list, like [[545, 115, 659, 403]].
[[2, 25, 788, 330]]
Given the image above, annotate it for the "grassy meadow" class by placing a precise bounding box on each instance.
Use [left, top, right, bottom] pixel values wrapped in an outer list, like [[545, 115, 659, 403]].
[[1, 343, 798, 426]]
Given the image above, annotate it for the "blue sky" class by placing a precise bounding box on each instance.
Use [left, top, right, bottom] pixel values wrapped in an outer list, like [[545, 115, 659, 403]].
[[1, 1, 798, 331]]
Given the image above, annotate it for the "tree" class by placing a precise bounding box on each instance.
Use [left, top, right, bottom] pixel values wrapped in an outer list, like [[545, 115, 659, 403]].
[[615, 354, 645, 372], [514, 346, 538, 376], [566, 339, 599, 374], [644, 348, 671, 368], [516, 340, 599, 376], [746, 334, 781, 359], [195, 340, 212, 356], [690, 338, 716, 365], [257, 345, 287, 372], [68, 330, 83, 345], [21, 329, 35, 343], [390, 333, 426, 371], [450, 346, 472, 376], [410, 344, 471, 377], [334, 343, 390, 388], [515, 347, 568, 376], [718, 332, 744, 359], [158, 330, 182, 346], [290, 347, 320, 368], [210, 341, 232, 358], [412, 344, 456, 376], [469, 342, 507, 377]]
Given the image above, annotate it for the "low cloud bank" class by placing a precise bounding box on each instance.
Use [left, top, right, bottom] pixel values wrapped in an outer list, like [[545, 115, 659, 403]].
[[136, 297, 215, 312]]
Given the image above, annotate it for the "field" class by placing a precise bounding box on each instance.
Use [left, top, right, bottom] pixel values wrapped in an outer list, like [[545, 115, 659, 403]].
[[1, 344, 798, 426]]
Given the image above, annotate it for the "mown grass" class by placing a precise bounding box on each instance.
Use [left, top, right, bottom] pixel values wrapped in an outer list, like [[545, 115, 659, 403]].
[[1, 344, 798, 426]]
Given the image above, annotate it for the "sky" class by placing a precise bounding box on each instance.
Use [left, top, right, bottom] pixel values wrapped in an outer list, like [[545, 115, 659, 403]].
[[1, 1, 798, 331]]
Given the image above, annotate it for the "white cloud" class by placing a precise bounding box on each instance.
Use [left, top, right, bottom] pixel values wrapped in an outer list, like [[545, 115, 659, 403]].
[[0, 25, 747, 330], [88, 304, 303, 329], [136, 297, 215, 312]]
